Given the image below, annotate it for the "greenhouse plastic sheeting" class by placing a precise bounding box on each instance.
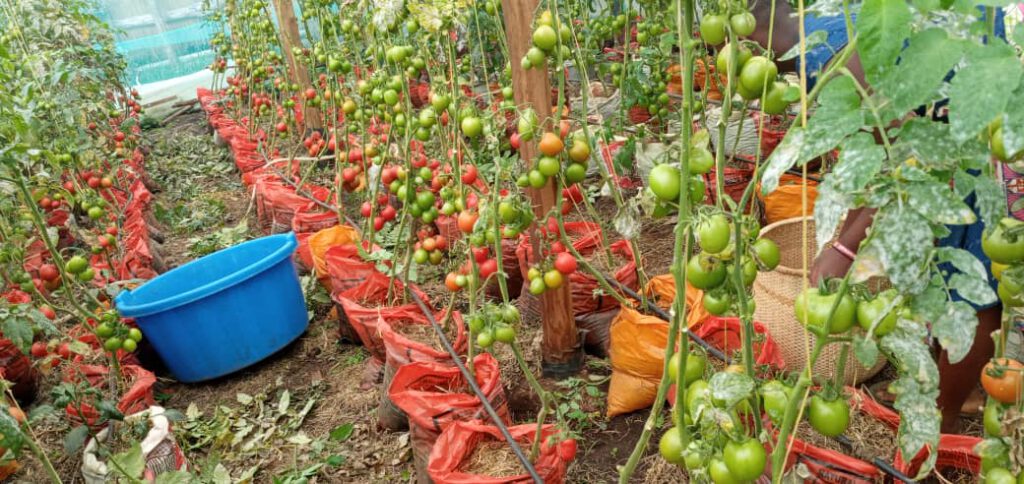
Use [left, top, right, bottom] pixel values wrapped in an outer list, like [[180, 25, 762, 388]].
[[95, 0, 221, 85]]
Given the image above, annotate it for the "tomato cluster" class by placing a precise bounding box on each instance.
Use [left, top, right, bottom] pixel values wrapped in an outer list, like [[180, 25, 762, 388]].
[[468, 303, 522, 348]]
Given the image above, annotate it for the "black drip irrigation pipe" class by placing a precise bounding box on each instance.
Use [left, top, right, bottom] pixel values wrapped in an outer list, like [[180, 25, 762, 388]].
[[832, 435, 916, 483], [602, 273, 730, 363], [407, 289, 545, 484]]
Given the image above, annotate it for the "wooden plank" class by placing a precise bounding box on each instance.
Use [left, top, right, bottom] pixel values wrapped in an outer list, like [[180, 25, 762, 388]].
[[271, 0, 323, 131], [501, 0, 581, 377]]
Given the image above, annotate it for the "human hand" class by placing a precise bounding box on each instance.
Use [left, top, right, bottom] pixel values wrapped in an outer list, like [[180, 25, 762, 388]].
[[810, 246, 854, 285]]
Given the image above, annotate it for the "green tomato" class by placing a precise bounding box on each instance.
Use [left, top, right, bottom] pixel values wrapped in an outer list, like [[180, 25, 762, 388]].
[[476, 330, 495, 348], [528, 277, 546, 295], [667, 351, 706, 386], [96, 323, 114, 338], [699, 14, 727, 45], [794, 288, 858, 334], [128, 328, 143, 342], [760, 379, 791, 424], [983, 217, 1024, 264], [741, 258, 757, 286], [467, 315, 485, 333], [856, 289, 900, 336], [808, 395, 850, 437], [723, 438, 767, 482], [648, 164, 681, 202], [564, 163, 587, 183], [121, 338, 138, 352], [698, 214, 731, 254], [104, 337, 122, 352], [528, 169, 548, 189], [709, 456, 740, 484], [494, 325, 517, 343], [761, 81, 791, 115], [537, 156, 561, 177], [686, 253, 727, 290], [689, 146, 714, 175], [702, 290, 732, 316], [729, 11, 757, 36], [658, 426, 686, 465], [461, 116, 483, 138], [752, 238, 780, 271], [413, 248, 429, 264], [715, 43, 752, 77], [984, 400, 1006, 437], [739, 56, 778, 95], [984, 468, 1017, 484], [532, 25, 558, 51]]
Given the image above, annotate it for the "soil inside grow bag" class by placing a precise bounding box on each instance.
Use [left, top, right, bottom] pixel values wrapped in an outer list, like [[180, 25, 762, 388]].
[[793, 409, 897, 463], [925, 466, 976, 483], [458, 439, 525, 477], [392, 319, 455, 349]]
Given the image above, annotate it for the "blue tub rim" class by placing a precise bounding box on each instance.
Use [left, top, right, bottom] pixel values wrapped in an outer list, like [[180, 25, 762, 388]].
[[114, 232, 298, 318]]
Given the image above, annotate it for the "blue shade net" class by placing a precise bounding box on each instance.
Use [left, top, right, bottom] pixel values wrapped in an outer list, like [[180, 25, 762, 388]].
[[95, 0, 222, 85]]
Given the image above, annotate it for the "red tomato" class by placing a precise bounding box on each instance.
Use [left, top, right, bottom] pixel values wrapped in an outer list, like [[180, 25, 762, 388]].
[[38, 264, 59, 282], [100, 177, 113, 188], [461, 164, 478, 184], [559, 439, 578, 461], [457, 211, 479, 233], [373, 216, 385, 231], [555, 252, 578, 274], [473, 247, 489, 263], [479, 259, 498, 278], [434, 235, 449, 251], [551, 241, 566, 253], [381, 204, 397, 221], [30, 342, 48, 358], [360, 202, 373, 218], [87, 177, 101, 188], [105, 226, 118, 236], [546, 217, 559, 234], [57, 343, 71, 359], [39, 305, 55, 320], [304, 88, 317, 100], [510, 132, 521, 150]]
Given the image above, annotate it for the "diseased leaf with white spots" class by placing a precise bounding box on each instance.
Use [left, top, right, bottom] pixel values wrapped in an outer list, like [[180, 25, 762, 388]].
[[1000, 77, 1024, 157], [937, 247, 997, 307], [889, 377, 941, 477], [907, 180, 976, 225], [876, 29, 965, 119], [949, 42, 1023, 144], [853, 335, 880, 367], [857, 0, 912, 84], [709, 371, 755, 410], [814, 179, 850, 253], [862, 208, 933, 293], [932, 301, 979, 364], [762, 77, 863, 194], [973, 174, 1007, 230]]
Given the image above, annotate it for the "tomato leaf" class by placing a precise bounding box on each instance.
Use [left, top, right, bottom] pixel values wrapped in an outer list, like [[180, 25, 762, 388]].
[[329, 423, 354, 442], [813, 179, 851, 253], [999, 77, 1024, 158], [948, 42, 1023, 144], [907, 180, 976, 225], [880, 324, 937, 388], [777, 30, 829, 62], [857, 208, 932, 293], [856, 0, 912, 85], [876, 29, 965, 120], [973, 173, 1007, 231], [63, 424, 89, 454], [852, 335, 880, 367], [932, 301, 979, 363], [762, 77, 863, 194], [155, 471, 195, 484], [109, 442, 146, 479], [708, 371, 754, 409], [0, 407, 25, 455], [0, 316, 32, 355], [936, 247, 997, 306], [888, 376, 941, 477], [894, 119, 962, 172]]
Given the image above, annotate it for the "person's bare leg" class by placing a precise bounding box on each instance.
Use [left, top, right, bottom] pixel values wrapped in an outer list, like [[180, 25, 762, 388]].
[[938, 305, 1001, 433]]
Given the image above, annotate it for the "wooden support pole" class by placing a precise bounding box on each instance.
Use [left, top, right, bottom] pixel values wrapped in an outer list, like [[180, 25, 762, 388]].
[[501, 0, 581, 378], [271, 0, 323, 131]]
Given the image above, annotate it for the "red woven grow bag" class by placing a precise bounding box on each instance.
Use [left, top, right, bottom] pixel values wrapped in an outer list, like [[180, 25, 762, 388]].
[[377, 310, 467, 430], [695, 317, 785, 369], [428, 421, 576, 484], [390, 353, 511, 483], [324, 242, 382, 294], [333, 272, 431, 360], [0, 338, 39, 402], [64, 364, 156, 427]]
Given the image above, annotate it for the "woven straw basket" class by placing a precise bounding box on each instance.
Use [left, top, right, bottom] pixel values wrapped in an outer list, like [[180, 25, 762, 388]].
[[752, 216, 888, 385]]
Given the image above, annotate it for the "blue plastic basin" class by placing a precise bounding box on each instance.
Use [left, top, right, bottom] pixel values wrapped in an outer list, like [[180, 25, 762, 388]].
[[115, 233, 308, 382]]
